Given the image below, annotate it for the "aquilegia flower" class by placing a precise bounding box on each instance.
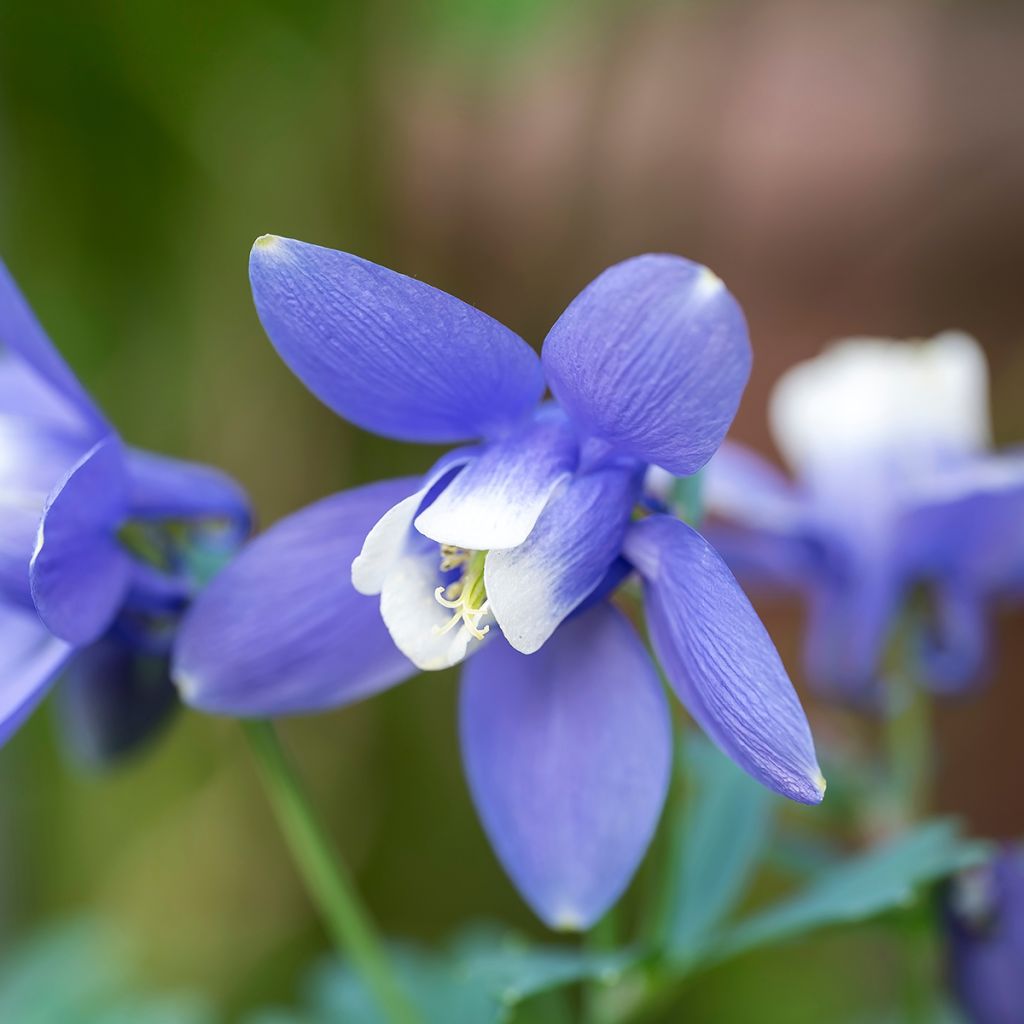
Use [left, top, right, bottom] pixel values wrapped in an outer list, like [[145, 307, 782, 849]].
[[0, 257, 249, 762], [946, 846, 1024, 1024], [174, 236, 823, 928], [702, 333, 1024, 704]]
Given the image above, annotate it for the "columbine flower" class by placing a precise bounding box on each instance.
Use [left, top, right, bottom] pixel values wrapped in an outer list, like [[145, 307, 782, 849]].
[[946, 847, 1024, 1024], [702, 333, 1024, 704], [0, 257, 249, 761], [173, 236, 823, 929]]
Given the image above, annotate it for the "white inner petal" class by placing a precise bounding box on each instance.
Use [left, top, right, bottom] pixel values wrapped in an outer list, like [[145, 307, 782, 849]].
[[379, 544, 490, 671], [351, 490, 424, 596], [769, 332, 991, 479]]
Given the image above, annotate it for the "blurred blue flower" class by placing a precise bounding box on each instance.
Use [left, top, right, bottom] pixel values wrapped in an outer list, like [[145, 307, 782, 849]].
[[0, 258, 249, 763], [947, 846, 1024, 1024], [174, 236, 824, 929], [701, 334, 1024, 704]]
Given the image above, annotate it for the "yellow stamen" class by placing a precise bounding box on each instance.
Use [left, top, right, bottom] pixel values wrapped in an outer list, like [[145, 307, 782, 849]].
[[433, 548, 490, 640]]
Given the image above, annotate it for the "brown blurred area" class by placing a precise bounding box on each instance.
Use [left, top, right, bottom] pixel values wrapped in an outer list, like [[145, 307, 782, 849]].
[[385, 0, 1024, 835]]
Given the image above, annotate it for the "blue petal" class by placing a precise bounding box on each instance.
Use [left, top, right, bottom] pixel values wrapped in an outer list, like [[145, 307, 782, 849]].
[[542, 255, 750, 475], [624, 515, 824, 804], [55, 639, 177, 768], [0, 257, 107, 435], [29, 437, 133, 645], [704, 442, 808, 534], [0, 602, 72, 748], [460, 602, 671, 930], [124, 447, 251, 536], [916, 580, 990, 694], [413, 413, 578, 550], [901, 453, 1024, 593], [249, 236, 544, 443], [947, 847, 1024, 1024], [485, 466, 638, 653], [174, 479, 419, 715], [702, 442, 821, 594], [0, 418, 90, 605], [802, 566, 900, 706]]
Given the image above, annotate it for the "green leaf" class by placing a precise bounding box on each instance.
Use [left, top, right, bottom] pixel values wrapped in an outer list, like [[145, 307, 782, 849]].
[[0, 919, 214, 1024], [280, 926, 642, 1024], [305, 943, 499, 1024], [452, 926, 639, 1005], [0, 920, 127, 1024], [662, 738, 774, 966], [713, 819, 991, 963]]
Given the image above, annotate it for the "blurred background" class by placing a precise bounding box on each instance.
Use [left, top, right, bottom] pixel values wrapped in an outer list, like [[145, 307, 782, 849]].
[[1, 1, 1023, 1020]]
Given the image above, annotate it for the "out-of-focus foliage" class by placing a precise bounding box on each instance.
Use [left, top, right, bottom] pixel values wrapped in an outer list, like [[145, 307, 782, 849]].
[[0, 918, 213, 1024]]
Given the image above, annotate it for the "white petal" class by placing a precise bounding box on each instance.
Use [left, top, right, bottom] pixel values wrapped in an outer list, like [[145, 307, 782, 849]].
[[379, 544, 490, 671], [769, 332, 991, 478], [413, 416, 576, 551], [351, 490, 423, 595], [351, 453, 477, 596]]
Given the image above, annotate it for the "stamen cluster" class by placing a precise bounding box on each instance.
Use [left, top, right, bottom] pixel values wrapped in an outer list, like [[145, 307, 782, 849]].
[[433, 546, 491, 640]]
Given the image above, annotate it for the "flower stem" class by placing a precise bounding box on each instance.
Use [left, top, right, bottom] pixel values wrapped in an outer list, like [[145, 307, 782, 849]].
[[884, 615, 932, 820], [242, 719, 420, 1024]]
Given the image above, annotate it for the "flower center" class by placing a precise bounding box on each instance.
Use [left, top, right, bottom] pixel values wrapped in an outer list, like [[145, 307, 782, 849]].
[[433, 545, 491, 640]]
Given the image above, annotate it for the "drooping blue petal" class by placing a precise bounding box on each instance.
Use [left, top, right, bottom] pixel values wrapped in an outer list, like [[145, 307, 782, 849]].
[[124, 447, 251, 536], [55, 639, 177, 768], [460, 602, 671, 930], [0, 258, 107, 435], [29, 437, 133, 645], [413, 412, 578, 550], [802, 561, 899, 706], [916, 580, 990, 694], [173, 479, 419, 715], [0, 417, 89, 605], [485, 466, 637, 653], [542, 255, 750, 475], [624, 515, 824, 804], [0, 603, 72, 748], [249, 236, 544, 443]]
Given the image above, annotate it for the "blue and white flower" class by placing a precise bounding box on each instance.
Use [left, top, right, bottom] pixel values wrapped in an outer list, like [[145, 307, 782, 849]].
[[703, 333, 1024, 703], [173, 236, 823, 928], [0, 257, 249, 761]]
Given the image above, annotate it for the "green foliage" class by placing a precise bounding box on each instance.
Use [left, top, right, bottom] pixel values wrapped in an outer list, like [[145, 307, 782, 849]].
[[0, 918, 213, 1024], [249, 927, 639, 1024], [712, 820, 990, 965], [659, 739, 774, 966]]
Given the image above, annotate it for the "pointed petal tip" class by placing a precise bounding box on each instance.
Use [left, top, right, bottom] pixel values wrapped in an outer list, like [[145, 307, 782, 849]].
[[694, 263, 725, 298], [252, 233, 284, 254], [787, 768, 827, 806], [549, 907, 589, 933], [814, 770, 828, 800]]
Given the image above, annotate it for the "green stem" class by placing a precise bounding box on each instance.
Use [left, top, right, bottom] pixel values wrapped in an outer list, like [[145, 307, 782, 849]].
[[583, 909, 618, 1024], [242, 720, 420, 1024], [883, 619, 932, 821]]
